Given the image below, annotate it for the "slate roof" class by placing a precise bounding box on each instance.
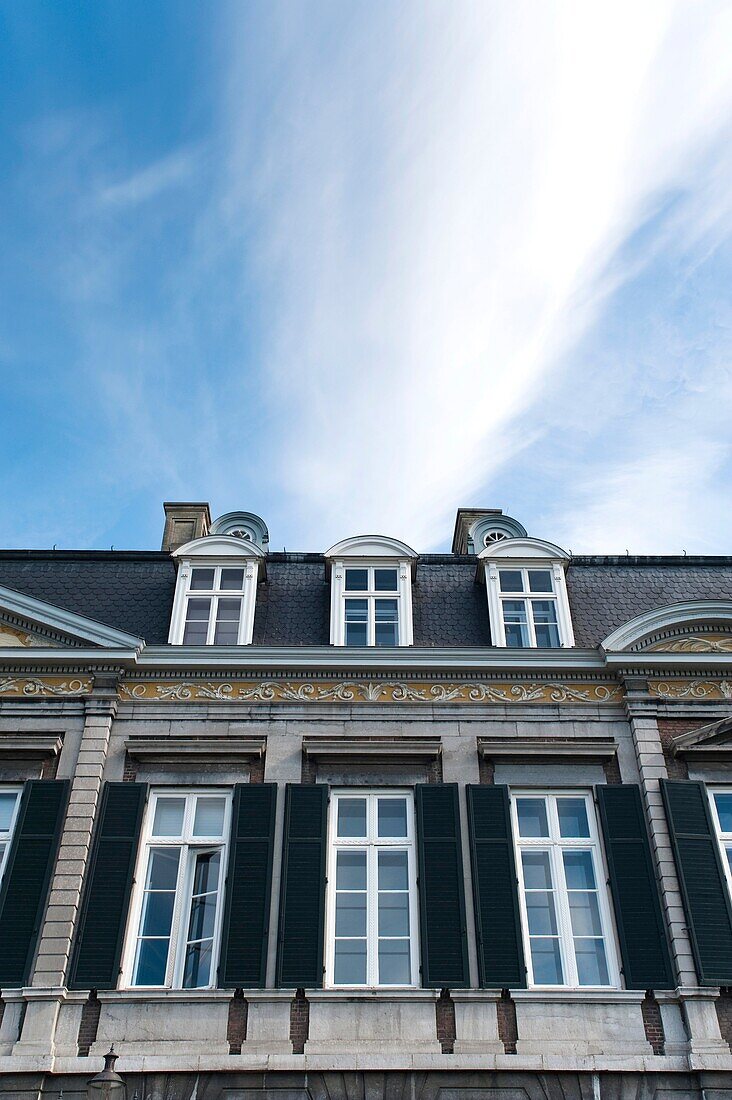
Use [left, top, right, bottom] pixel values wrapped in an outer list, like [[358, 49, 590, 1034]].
[[0, 549, 731, 649]]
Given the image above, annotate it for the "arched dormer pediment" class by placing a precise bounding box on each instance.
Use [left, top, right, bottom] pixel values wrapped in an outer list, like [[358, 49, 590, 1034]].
[[601, 600, 732, 653], [324, 534, 418, 562], [172, 535, 266, 561], [477, 537, 570, 563]]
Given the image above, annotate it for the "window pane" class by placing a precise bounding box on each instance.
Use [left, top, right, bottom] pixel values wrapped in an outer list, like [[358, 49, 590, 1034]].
[[345, 622, 368, 645], [528, 569, 553, 592], [378, 798, 407, 837], [191, 850, 221, 896], [152, 799, 186, 838], [532, 600, 560, 648], [375, 599, 398, 646], [557, 798, 590, 838], [0, 793, 17, 833], [517, 799, 549, 838], [134, 937, 170, 986], [567, 890, 603, 937], [0, 842, 6, 870], [182, 939, 213, 988], [521, 851, 552, 889], [337, 798, 367, 837], [562, 850, 596, 890], [190, 568, 215, 590], [575, 938, 609, 986], [378, 892, 409, 936], [220, 567, 245, 590], [334, 939, 366, 984], [345, 569, 368, 591], [188, 893, 218, 942], [378, 850, 408, 890], [503, 600, 529, 647], [374, 568, 398, 591], [345, 599, 368, 646], [336, 850, 366, 890], [183, 598, 211, 644], [335, 892, 367, 937], [530, 938, 563, 984], [499, 569, 524, 592], [378, 940, 411, 984], [146, 847, 181, 890], [214, 598, 241, 644], [375, 621, 398, 646], [525, 891, 558, 935], [140, 889, 177, 937], [715, 793, 732, 833], [727, 846, 732, 877], [193, 798, 226, 837], [375, 599, 398, 618]]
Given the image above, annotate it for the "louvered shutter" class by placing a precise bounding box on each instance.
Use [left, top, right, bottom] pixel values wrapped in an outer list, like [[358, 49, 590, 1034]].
[[276, 784, 327, 987], [596, 785, 673, 989], [219, 783, 276, 987], [415, 784, 469, 987], [68, 782, 147, 990], [660, 779, 732, 985], [466, 784, 525, 988], [0, 779, 69, 986]]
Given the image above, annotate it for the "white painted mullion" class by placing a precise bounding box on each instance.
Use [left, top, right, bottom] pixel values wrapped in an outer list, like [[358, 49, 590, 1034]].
[[367, 843, 378, 986]]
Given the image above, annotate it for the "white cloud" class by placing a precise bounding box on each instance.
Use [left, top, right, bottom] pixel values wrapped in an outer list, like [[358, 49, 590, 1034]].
[[99, 147, 198, 208]]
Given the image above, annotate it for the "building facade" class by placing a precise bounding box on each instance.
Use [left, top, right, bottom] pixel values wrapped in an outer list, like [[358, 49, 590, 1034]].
[[0, 503, 732, 1098]]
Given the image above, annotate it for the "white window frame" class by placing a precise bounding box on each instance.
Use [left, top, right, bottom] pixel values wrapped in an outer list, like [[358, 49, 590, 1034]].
[[121, 788, 232, 990], [485, 559, 574, 648], [324, 789, 420, 988], [708, 787, 732, 902], [510, 789, 620, 990], [169, 558, 259, 645], [0, 786, 23, 884], [329, 560, 413, 646]]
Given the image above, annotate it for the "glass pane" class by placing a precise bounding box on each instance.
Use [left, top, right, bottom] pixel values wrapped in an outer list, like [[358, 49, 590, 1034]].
[[214, 599, 241, 644], [188, 894, 218, 941], [337, 798, 367, 837], [727, 847, 732, 877], [193, 798, 226, 837], [334, 939, 366, 984], [503, 600, 529, 647], [336, 850, 366, 890], [374, 568, 398, 591], [152, 799, 186, 838], [335, 892, 367, 936], [517, 799, 549, 838], [220, 567, 245, 590], [378, 939, 411, 984], [182, 619, 209, 645], [378, 850, 408, 890], [532, 600, 560, 648], [345, 569, 368, 591], [140, 890, 176, 937], [375, 600, 398, 646], [345, 599, 368, 646], [567, 891, 603, 937], [521, 851, 552, 889], [715, 793, 732, 834], [530, 937, 563, 984], [375, 599, 398, 619], [375, 621, 398, 646], [528, 569, 553, 592], [345, 621, 368, 646], [190, 568, 215, 590], [216, 597, 241, 619], [134, 937, 170, 986], [0, 842, 6, 869], [146, 847, 181, 890], [557, 798, 590, 838], [526, 891, 558, 935], [191, 850, 221, 895], [0, 793, 17, 833], [562, 850, 596, 890], [378, 798, 407, 837], [575, 938, 609, 986], [499, 569, 524, 592], [183, 939, 213, 988], [378, 893, 409, 936]]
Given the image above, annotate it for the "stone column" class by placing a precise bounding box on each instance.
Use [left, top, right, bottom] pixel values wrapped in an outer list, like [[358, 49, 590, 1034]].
[[624, 680, 728, 1056], [13, 675, 118, 1057]]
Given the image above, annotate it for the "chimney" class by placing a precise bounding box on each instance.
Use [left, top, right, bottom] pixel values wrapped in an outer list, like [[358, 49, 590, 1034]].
[[161, 502, 211, 552]]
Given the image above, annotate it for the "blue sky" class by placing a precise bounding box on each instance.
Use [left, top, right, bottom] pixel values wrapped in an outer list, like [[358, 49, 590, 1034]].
[[1, 1, 731, 554]]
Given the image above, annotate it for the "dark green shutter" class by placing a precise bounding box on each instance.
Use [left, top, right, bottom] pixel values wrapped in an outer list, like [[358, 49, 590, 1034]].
[[0, 779, 69, 986], [219, 783, 276, 987], [68, 782, 147, 990], [276, 784, 327, 987], [596, 784, 673, 989], [466, 784, 525, 988], [415, 784, 469, 987], [660, 779, 732, 985]]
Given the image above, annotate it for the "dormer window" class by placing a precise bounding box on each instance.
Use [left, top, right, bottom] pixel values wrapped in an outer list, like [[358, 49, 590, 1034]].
[[325, 536, 418, 647], [168, 531, 266, 647], [479, 538, 574, 649]]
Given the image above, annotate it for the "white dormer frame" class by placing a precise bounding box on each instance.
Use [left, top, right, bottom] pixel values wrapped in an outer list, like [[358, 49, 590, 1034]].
[[324, 536, 418, 648], [168, 536, 266, 646], [478, 538, 575, 649]]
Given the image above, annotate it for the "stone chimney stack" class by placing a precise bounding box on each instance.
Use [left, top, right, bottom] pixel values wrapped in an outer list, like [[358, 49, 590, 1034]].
[[161, 502, 211, 552]]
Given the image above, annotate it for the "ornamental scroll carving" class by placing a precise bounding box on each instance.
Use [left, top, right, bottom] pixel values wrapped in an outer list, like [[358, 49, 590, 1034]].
[[118, 679, 623, 705], [646, 634, 732, 653], [0, 675, 92, 697], [649, 679, 732, 701]]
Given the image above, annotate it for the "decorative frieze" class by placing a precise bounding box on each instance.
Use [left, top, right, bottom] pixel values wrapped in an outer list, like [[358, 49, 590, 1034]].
[[646, 634, 732, 654], [118, 678, 623, 705], [0, 674, 93, 697], [648, 679, 732, 701]]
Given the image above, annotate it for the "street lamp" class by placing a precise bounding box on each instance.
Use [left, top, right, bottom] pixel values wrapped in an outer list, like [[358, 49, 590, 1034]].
[[88, 1046, 125, 1097]]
